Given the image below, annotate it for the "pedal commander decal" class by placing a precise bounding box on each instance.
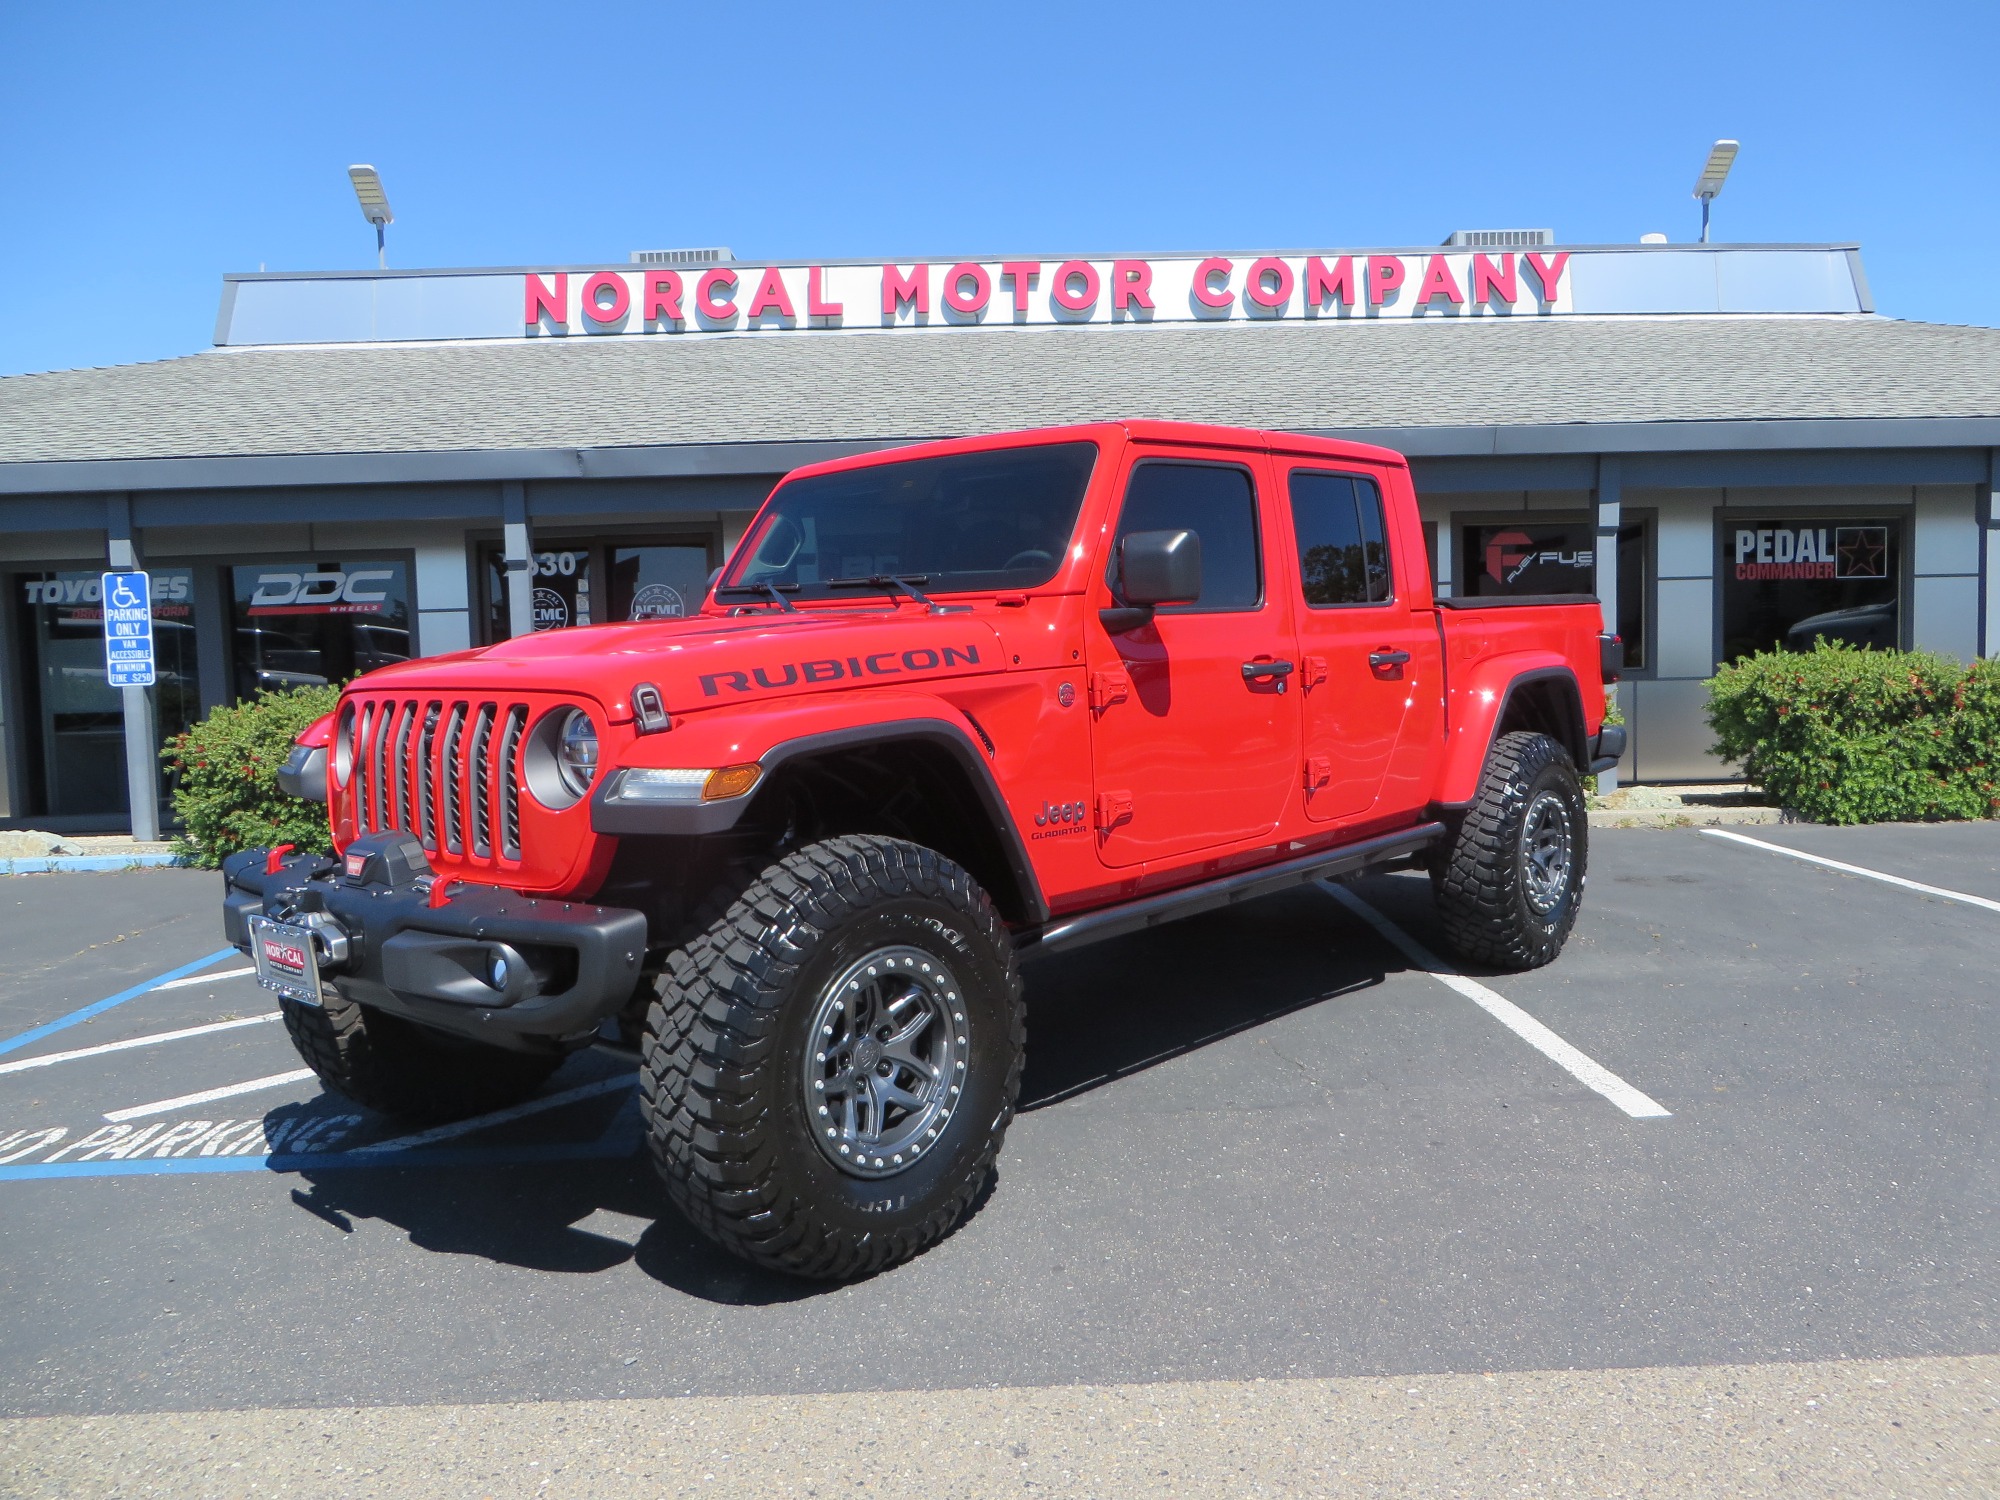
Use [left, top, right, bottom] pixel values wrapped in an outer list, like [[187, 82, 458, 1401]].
[[700, 645, 983, 697]]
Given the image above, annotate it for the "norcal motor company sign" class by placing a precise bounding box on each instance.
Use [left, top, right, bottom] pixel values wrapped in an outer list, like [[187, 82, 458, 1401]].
[[520, 251, 1573, 336], [214, 247, 1872, 346]]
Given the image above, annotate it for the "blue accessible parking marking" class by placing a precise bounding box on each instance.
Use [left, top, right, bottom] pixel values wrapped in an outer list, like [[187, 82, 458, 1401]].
[[0, 947, 241, 1058], [0, 948, 645, 1183]]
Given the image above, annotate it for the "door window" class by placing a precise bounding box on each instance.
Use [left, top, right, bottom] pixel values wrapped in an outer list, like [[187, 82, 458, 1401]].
[[1289, 472, 1391, 606], [610, 544, 711, 621], [1111, 462, 1262, 611]]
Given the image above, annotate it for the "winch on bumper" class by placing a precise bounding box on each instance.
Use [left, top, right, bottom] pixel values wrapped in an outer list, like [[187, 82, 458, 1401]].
[[221, 831, 650, 1052]]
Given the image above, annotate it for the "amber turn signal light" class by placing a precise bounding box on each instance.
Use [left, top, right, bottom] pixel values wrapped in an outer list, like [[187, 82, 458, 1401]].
[[702, 764, 762, 801]]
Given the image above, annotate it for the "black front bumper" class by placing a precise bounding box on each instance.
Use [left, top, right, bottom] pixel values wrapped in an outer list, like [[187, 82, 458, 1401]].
[[222, 834, 650, 1051]]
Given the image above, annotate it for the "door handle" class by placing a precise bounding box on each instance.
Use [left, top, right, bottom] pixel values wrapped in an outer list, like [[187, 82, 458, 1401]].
[[1248, 660, 1296, 696], [1241, 658, 1296, 681], [1368, 650, 1411, 669]]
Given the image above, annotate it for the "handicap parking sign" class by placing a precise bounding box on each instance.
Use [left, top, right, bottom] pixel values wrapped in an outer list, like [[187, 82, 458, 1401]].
[[101, 571, 155, 688]]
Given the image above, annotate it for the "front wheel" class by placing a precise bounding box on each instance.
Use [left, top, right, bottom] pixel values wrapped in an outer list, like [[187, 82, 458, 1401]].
[[280, 989, 562, 1123], [640, 835, 1024, 1280], [1434, 730, 1588, 970]]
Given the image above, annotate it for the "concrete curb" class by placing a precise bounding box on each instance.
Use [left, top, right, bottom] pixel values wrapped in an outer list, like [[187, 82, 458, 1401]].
[[1588, 806, 1785, 829], [0, 853, 187, 876]]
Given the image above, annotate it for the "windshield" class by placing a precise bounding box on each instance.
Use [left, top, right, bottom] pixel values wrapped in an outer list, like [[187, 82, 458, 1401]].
[[722, 442, 1098, 601]]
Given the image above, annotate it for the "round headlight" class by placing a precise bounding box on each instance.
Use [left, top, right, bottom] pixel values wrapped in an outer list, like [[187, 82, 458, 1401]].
[[332, 704, 355, 788], [556, 709, 599, 797]]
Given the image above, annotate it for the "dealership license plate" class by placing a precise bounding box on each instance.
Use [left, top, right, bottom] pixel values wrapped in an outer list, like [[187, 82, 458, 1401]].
[[248, 916, 322, 1007]]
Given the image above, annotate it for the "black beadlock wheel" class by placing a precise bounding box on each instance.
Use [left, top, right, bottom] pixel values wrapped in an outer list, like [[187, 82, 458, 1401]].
[[1433, 730, 1588, 971], [280, 988, 562, 1124], [640, 834, 1025, 1281]]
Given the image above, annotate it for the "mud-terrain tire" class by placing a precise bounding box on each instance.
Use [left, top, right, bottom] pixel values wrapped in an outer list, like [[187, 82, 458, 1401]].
[[1434, 730, 1588, 971], [280, 989, 562, 1123], [641, 834, 1024, 1280]]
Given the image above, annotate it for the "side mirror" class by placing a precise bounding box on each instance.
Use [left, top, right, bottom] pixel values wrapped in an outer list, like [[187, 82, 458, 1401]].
[[1101, 529, 1201, 633]]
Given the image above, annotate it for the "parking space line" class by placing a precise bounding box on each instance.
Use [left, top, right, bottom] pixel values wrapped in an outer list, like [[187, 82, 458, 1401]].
[[1702, 828, 2000, 913], [350, 1074, 637, 1154], [0, 947, 241, 1058], [0, 1133, 640, 1182], [1323, 882, 1671, 1120], [105, 1068, 316, 1122], [147, 967, 257, 991], [0, 1012, 282, 1076]]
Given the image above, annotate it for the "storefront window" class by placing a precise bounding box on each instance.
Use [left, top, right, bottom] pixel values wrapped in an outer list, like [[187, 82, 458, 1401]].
[[482, 538, 716, 640], [1459, 519, 1650, 669], [12, 569, 199, 819], [229, 561, 410, 699], [1719, 516, 1902, 663]]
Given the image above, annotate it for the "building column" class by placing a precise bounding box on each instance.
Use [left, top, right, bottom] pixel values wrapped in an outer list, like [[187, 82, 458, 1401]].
[[1593, 456, 1622, 792], [502, 481, 535, 640], [1982, 449, 1999, 659], [412, 529, 472, 656], [106, 494, 160, 842]]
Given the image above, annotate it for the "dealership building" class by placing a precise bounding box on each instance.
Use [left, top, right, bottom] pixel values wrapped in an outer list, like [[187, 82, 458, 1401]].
[[3, 237, 1999, 835]]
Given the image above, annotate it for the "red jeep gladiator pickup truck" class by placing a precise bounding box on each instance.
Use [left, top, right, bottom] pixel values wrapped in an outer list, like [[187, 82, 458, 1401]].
[[226, 421, 1621, 1278]]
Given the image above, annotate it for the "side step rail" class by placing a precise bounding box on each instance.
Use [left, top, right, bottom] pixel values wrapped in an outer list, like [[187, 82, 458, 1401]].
[[1022, 823, 1444, 954]]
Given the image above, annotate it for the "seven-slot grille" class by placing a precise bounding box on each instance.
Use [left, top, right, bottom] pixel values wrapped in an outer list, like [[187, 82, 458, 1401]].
[[344, 697, 533, 862]]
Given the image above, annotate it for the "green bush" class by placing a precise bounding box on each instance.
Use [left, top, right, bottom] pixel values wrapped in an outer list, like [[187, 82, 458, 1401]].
[[1705, 643, 2000, 824], [162, 685, 341, 867]]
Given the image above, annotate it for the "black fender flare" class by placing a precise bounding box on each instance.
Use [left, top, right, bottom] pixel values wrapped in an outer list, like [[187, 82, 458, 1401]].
[[591, 718, 1048, 925]]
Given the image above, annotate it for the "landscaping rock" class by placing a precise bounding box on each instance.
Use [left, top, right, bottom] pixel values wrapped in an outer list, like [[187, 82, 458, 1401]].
[[0, 830, 87, 858]]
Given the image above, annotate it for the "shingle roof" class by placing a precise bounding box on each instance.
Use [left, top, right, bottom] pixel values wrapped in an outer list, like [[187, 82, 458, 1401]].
[[3, 315, 1999, 465]]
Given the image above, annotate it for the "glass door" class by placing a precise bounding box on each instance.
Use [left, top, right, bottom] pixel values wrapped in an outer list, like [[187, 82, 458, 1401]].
[[480, 536, 716, 641], [12, 569, 200, 820], [608, 544, 712, 621]]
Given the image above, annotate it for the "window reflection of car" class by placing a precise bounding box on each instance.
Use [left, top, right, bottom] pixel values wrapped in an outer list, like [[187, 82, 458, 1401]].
[[353, 623, 411, 672], [1785, 601, 1896, 651], [236, 626, 327, 684]]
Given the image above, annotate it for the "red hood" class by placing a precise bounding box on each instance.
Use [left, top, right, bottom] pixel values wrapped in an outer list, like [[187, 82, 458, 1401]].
[[352, 608, 1008, 722]]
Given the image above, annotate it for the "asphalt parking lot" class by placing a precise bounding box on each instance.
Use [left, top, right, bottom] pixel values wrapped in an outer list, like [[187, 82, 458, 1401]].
[[0, 824, 1994, 1489]]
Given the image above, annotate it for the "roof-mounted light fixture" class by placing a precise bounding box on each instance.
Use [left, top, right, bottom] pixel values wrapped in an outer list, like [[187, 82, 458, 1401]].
[[1691, 140, 1739, 243], [347, 164, 394, 268]]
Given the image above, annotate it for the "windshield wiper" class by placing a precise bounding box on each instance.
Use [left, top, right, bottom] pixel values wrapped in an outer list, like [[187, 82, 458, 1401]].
[[711, 581, 799, 612], [826, 574, 936, 609]]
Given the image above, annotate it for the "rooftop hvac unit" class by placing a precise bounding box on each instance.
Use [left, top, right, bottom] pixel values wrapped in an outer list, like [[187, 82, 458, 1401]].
[[1442, 229, 1554, 248], [629, 247, 736, 266]]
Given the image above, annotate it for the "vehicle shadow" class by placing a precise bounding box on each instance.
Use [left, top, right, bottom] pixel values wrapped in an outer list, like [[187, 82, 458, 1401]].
[[1017, 883, 1389, 1110], [284, 1140, 829, 1307], [274, 881, 1397, 1304]]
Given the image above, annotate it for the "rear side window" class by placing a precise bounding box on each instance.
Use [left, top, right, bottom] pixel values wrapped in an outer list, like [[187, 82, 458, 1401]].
[[1289, 471, 1392, 606], [1111, 461, 1262, 611]]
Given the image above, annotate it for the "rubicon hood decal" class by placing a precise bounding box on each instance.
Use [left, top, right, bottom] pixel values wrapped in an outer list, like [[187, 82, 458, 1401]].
[[684, 616, 1004, 704], [700, 642, 985, 698], [343, 612, 1007, 711]]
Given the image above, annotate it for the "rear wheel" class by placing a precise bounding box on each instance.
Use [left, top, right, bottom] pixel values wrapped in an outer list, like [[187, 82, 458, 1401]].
[[641, 834, 1024, 1280], [1434, 730, 1587, 970], [280, 989, 562, 1123]]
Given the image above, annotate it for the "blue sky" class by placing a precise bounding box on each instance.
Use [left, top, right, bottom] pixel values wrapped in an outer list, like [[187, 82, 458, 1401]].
[[2, 1, 1995, 376]]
